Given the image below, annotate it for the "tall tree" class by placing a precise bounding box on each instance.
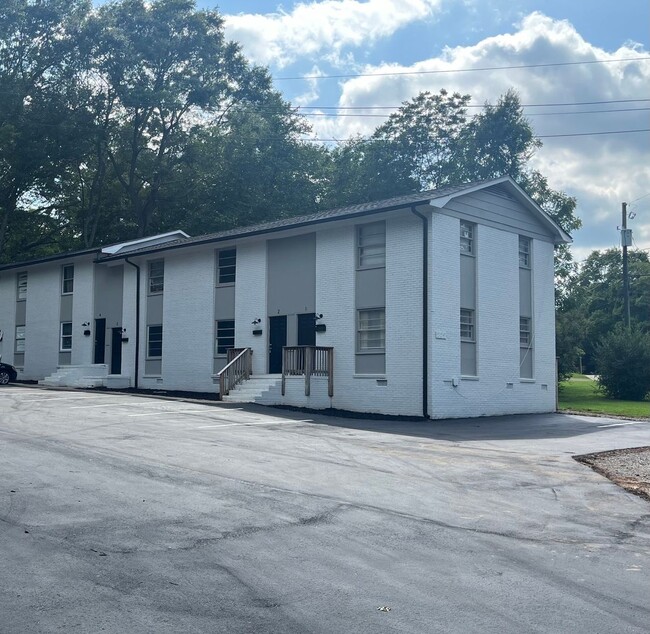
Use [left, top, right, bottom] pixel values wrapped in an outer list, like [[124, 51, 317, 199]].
[[0, 0, 90, 261], [83, 0, 283, 239], [557, 248, 650, 372]]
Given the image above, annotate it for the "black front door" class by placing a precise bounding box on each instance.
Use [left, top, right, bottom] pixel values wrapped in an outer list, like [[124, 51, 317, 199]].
[[111, 327, 122, 374], [268, 315, 287, 374], [94, 318, 106, 364], [297, 313, 316, 346]]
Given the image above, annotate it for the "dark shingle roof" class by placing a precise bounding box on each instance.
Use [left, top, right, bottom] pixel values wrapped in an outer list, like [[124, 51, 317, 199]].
[[98, 182, 475, 261]]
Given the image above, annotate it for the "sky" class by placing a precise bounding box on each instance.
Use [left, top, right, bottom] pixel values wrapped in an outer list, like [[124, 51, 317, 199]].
[[176, 2, 650, 261]]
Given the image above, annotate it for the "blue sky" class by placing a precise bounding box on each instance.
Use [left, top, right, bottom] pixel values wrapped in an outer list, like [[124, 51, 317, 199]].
[[105, 1, 650, 259]]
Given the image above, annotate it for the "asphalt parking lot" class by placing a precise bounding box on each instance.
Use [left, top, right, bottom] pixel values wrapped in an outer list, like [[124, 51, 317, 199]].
[[1, 386, 649, 633]]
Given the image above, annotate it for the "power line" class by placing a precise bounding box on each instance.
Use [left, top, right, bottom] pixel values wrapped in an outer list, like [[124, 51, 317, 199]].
[[296, 99, 650, 110], [301, 128, 650, 143], [295, 106, 650, 119], [275, 56, 650, 81]]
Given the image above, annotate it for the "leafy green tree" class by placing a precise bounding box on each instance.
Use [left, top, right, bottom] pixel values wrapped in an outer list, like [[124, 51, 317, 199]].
[[82, 0, 285, 238], [169, 100, 327, 234], [594, 325, 650, 401], [557, 248, 650, 372], [0, 0, 91, 261]]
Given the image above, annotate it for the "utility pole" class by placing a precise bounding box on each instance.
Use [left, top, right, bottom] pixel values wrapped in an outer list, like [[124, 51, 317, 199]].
[[621, 202, 631, 327]]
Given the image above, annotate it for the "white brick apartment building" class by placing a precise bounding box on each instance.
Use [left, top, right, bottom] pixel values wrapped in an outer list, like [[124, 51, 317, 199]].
[[0, 176, 570, 418]]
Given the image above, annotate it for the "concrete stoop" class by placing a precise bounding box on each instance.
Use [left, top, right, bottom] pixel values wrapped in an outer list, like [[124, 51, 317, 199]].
[[39, 364, 131, 389], [221, 374, 283, 404]]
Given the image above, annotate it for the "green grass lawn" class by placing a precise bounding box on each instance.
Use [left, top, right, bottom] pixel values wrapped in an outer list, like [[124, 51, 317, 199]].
[[559, 375, 650, 418]]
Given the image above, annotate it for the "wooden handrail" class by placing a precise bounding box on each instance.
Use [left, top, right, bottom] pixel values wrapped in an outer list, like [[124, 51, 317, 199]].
[[217, 347, 252, 397], [282, 346, 334, 397]]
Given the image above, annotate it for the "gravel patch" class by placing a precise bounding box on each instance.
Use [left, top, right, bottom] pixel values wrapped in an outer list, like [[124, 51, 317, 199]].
[[575, 446, 650, 502]]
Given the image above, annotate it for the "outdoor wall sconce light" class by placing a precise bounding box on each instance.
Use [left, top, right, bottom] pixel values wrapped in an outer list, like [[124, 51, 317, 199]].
[[121, 328, 129, 343], [82, 322, 91, 336], [251, 318, 263, 336], [314, 313, 326, 333]]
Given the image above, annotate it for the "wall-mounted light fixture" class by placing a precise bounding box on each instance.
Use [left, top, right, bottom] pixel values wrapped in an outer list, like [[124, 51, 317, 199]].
[[82, 321, 91, 336], [315, 313, 326, 333], [251, 318, 262, 336]]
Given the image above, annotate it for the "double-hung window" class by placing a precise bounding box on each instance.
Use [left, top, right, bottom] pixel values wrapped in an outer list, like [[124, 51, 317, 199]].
[[17, 273, 27, 300], [460, 309, 475, 342], [520, 317, 532, 346], [62, 265, 74, 294], [519, 236, 531, 268], [60, 322, 72, 351], [218, 249, 236, 285], [460, 222, 474, 255], [15, 326, 25, 353], [147, 325, 163, 358], [357, 308, 385, 352], [215, 320, 235, 356], [148, 260, 164, 294], [357, 222, 386, 268]]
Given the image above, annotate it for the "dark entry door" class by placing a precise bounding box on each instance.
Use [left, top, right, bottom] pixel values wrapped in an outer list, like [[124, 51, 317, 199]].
[[268, 315, 287, 374], [94, 318, 106, 364], [111, 327, 122, 374], [297, 313, 316, 346]]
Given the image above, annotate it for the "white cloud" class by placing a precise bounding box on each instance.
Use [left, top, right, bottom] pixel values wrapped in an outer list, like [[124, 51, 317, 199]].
[[224, 0, 442, 68], [310, 12, 650, 254]]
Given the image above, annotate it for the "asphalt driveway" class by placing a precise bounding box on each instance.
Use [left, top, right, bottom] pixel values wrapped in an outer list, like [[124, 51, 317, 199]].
[[1, 386, 649, 633]]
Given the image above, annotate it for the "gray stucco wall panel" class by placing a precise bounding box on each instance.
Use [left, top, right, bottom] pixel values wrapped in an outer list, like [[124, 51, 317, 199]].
[[15, 301, 26, 326], [60, 295, 73, 322], [355, 268, 386, 309], [267, 234, 316, 316], [214, 286, 235, 320]]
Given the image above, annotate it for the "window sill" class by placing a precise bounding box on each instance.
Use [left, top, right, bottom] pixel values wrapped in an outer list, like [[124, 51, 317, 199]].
[[353, 374, 386, 379], [356, 265, 386, 272], [461, 375, 479, 381], [142, 375, 162, 379], [520, 378, 536, 383], [356, 350, 385, 355]]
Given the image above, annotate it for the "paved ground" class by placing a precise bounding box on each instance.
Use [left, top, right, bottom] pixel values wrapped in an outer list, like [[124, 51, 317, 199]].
[[1, 386, 649, 634]]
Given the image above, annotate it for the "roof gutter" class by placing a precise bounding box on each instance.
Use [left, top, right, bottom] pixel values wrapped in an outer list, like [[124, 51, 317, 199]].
[[124, 258, 140, 390], [410, 206, 429, 419]]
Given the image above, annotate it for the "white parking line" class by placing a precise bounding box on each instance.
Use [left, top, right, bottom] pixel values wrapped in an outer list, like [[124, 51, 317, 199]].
[[597, 420, 650, 428], [196, 419, 312, 429], [69, 402, 139, 409], [127, 409, 216, 417]]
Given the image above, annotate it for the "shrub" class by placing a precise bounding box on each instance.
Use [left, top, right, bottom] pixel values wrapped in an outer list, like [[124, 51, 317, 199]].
[[594, 325, 650, 401]]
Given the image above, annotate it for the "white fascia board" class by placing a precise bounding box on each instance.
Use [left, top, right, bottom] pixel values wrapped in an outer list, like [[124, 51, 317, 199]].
[[101, 230, 190, 255]]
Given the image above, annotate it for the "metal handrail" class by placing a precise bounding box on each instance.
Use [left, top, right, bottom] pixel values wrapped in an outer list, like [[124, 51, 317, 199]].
[[217, 347, 252, 397]]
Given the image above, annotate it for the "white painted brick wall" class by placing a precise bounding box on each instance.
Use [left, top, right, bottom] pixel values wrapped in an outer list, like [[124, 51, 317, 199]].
[[71, 259, 95, 365], [120, 264, 138, 383], [306, 217, 423, 416], [429, 219, 556, 418], [235, 239, 268, 376], [23, 264, 63, 380], [159, 249, 216, 392], [0, 272, 16, 366]]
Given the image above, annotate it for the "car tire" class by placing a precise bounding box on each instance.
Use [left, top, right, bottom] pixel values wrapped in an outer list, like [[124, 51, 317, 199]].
[[0, 371, 11, 385]]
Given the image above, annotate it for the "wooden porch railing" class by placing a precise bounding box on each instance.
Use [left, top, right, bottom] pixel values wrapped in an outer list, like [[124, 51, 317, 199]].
[[282, 346, 334, 397], [217, 348, 252, 397]]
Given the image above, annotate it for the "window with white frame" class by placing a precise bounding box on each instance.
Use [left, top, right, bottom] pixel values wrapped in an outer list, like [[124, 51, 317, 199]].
[[62, 265, 74, 294], [357, 222, 386, 268], [17, 272, 27, 300], [218, 249, 236, 285], [148, 260, 164, 294], [460, 221, 475, 255], [460, 308, 475, 341], [520, 317, 532, 347], [60, 322, 72, 351], [215, 320, 235, 356], [15, 326, 25, 353], [147, 325, 163, 358], [519, 236, 531, 268], [357, 308, 385, 351]]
